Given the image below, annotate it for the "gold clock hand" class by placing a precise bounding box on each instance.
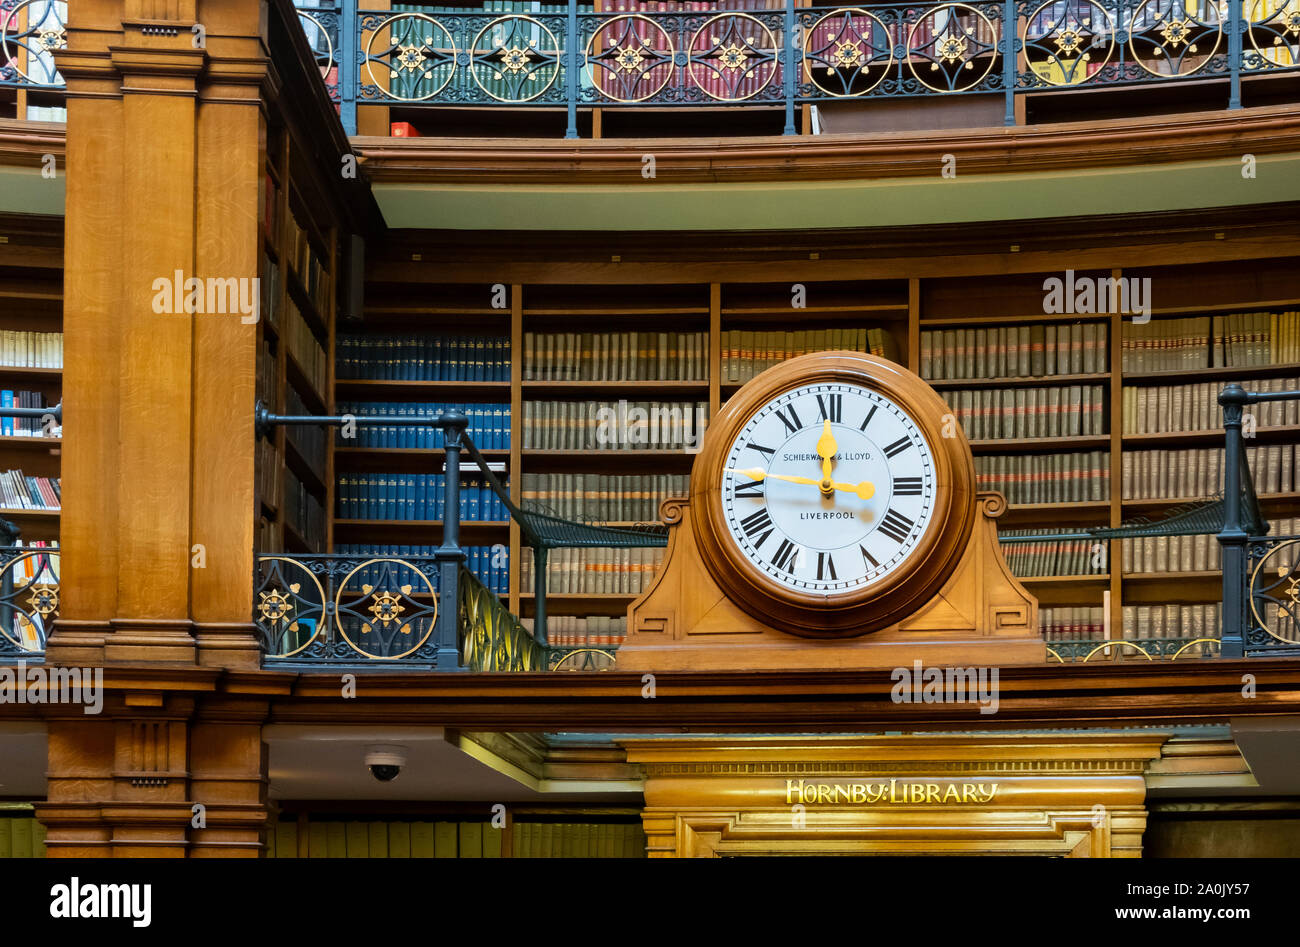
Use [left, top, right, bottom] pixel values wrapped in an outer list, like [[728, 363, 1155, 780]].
[[816, 419, 837, 495], [726, 468, 875, 499]]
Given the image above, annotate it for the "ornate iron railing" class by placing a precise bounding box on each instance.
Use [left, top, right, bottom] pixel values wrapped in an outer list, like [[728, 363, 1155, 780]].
[[458, 567, 545, 670], [0, 544, 58, 659], [1244, 532, 1300, 654], [294, 0, 1300, 134], [1, 0, 66, 92]]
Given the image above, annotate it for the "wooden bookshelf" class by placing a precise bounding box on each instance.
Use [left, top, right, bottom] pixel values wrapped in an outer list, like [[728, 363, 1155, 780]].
[[0, 213, 62, 545], [327, 254, 1300, 643]]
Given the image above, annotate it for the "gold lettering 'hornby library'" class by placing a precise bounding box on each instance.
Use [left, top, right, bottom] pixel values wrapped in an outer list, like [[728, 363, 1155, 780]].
[[620, 351, 1044, 672], [785, 780, 999, 806]]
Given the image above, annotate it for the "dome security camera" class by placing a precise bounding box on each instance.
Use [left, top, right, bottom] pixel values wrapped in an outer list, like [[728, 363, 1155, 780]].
[[364, 744, 407, 782]]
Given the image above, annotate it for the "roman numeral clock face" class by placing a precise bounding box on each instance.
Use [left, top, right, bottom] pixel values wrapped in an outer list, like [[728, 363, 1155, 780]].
[[721, 383, 936, 596]]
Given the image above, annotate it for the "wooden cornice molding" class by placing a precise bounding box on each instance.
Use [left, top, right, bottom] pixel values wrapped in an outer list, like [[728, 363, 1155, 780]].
[[0, 120, 65, 168], [353, 104, 1300, 186]]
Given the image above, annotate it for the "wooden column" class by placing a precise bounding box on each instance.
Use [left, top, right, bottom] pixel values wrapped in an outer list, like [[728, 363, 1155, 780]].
[[51, 0, 265, 668]]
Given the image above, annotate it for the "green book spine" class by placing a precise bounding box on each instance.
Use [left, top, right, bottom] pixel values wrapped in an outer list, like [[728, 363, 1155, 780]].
[[539, 822, 553, 857], [326, 822, 347, 858], [411, 822, 435, 858], [11, 817, 31, 858], [308, 823, 329, 858], [511, 822, 523, 859], [32, 818, 45, 857], [368, 822, 388, 858], [458, 822, 483, 858], [345, 821, 368, 857], [276, 820, 297, 859], [483, 825, 502, 858], [434, 821, 457, 858], [389, 822, 411, 859]]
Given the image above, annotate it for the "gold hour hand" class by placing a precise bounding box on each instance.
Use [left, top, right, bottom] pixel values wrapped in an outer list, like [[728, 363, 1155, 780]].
[[816, 419, 838, 490]]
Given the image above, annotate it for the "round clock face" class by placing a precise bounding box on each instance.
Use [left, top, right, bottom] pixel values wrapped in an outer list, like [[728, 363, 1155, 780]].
[[720, 382, 936, 596]]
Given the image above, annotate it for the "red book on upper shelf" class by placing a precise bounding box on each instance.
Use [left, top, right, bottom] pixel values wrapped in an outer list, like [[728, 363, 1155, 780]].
[[391, 122, 420, 137]]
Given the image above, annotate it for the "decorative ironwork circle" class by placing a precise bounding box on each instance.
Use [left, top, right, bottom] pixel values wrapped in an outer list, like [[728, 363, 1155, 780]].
[[1247, 0, 1300, 64], [1081, 639, 1153, 661], [1250, 540, 1300, 644], [297, 10, 335, 79], [0, 550, 59, 652], [549, 648, 616, 671], [905, 4, 999, 93], [256, 556, 326, 658], [365, 13, 458, 101], [470, 16, 562, 103], [1, 0, 67, 87], [1127, 0, 1223, 79], [1022, 0, 1117, 86], [687, 13, 779, 102], [803, 8, 894, 97], [334, 558, 437, 660], [585, 15, 676, 103], [1170, 637, 1221, 660]]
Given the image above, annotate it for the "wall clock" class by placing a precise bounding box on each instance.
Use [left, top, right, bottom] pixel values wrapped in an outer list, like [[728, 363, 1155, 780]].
[[691, 351, 976, 637]]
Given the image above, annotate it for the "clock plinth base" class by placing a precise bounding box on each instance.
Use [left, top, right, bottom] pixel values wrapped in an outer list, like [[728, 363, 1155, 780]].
[[620, 492, 1044, 672]]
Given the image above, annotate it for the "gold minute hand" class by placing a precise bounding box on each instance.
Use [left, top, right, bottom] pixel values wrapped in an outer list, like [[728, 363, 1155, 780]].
[[816, 419, 837, 489], [727, 468, 875, 500]]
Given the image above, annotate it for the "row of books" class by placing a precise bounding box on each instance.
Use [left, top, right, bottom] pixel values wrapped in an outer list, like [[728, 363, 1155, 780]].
[[1120, 312, 1296, 372], [0, 817, 46, 858], [284, 470, 326, 550], [285, 209, 330, 319], [520, 473, 688, 522], [1040, 606, 1105, 640], [1122, 604, 1222, 643], [1121, 533, 1219, 574], [722, 328, 899, 382], [256, 438, 283, 514], [1213, 311, 1300, 367], [920, 323, 1107, 380], [260, 253, 282, 334], [1264, 518, 1300, 570], [524, 331, 708, 382], [523, 615, 627, 651], [0, 470, 59, 510], [257, 516, 280, 553], [521, 401, 707, 450], [1121, 317, 1212, 373], [286, 387, 327, 472], [521, 546, 663, 595], [1121, 446, 1296, 499], [335, 544, 508, 596], [335, 402, 511, 450], [509, 822, 643, 859], [947, 385, 1106, 440], [336, 474, 508, 522], [286, 295, 327, 397], [336, 335, 511, 382], [0, 331, 62, 369], [264, 818, 507, 859], [0, 390, 57, 437], [256, 340, 276, 408], [975, 452, 1110, 504], [998, 530, 1105, 578], [1121, 376, 1300, 434]]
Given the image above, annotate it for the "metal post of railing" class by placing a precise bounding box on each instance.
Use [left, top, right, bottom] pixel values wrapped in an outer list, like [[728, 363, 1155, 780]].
[[435, 411, 468, 668], [1003, 0, 1017, 126], [566, 0, 579, 139], [1218, 383, 1248, 658], [1228, 0, 1243, 110], [783, 0, 797, 136], [339, 0, 360, 135], [533, 544, 549, 646]]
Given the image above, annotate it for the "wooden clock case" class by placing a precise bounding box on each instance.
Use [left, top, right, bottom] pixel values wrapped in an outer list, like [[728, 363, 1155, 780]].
[[619, 351, 1045, 670]]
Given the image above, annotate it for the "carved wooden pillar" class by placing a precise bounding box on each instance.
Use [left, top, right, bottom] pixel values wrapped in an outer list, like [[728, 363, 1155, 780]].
[[37, 695, 270, 858], [51, 0, 264, 668]]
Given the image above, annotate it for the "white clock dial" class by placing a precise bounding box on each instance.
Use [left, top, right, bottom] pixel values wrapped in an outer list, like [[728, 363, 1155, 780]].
[[720, 382, 936, 595]]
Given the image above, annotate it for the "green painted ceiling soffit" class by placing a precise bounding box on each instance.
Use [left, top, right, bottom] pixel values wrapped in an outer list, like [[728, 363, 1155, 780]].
[[374, 152, 1300, 231]]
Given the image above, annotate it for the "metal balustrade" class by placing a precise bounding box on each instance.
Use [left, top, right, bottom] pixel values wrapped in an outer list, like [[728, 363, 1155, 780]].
[[289, 0, 1300, 135]]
